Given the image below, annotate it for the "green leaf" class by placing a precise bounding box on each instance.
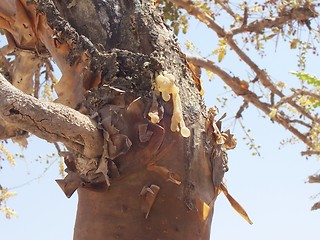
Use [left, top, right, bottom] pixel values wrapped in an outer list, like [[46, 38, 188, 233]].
[[290, 71, 320, 87]]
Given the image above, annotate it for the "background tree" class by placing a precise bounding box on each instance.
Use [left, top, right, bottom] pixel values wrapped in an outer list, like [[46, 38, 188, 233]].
[[0, 0, 319, 239]]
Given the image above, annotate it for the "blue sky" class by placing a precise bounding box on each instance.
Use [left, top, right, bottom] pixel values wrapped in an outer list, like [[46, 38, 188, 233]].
[[1, 5, 320, 240]]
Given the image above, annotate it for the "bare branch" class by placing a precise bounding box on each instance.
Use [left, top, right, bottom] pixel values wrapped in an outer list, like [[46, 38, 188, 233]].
[[169, 0, 318, 37], [242, 4, 248, 26], [169, 0, 225, 37], [287, 119, 312, 129], [170, 0, 318, 124], [311, 201, 320, 211], [294, 89, 320, 101], [274, 93, 297, 109], [186, 54, 312, 147], [301, 150, 320, 156], [215, 0, 238, 20], [274, 90, 320, 124], [0, 74, 103, 158], [231, 7, 318, 35], [235, 100, 248, 119], [226, 38, 318, 124], [306, 174, 320, 183]]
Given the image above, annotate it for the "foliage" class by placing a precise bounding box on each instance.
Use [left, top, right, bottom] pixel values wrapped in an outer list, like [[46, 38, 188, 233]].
[[156, 0, 189, 35], [0, 186, 16, 219], [290, 71, 320, 87], [290, 71, 320, 109], [0, 143, 16, 166], [0, 143, 17, 219]]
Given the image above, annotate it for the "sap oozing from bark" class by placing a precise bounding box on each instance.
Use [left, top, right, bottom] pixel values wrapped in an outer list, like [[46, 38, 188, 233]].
[[0, 1, 232, 239]]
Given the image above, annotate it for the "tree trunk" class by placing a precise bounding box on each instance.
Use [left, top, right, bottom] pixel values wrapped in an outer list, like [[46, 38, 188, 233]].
[[0, 0, 231, 239]]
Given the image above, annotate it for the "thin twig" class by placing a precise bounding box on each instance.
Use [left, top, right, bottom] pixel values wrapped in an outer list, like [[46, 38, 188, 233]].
[[287, 119, 312, 129], [215, 0, 238, 20], [53, 142, 69, 157], [274, 93, 297, 109], [235, 100, 248, 119], [294, 89, 320, 101], [238, 118, 261, 156], [231, 7, 318, 35], [9, 157, 59, 190]]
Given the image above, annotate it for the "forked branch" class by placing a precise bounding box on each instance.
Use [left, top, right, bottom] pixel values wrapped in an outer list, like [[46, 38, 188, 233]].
[[231, 6, 318, 35]]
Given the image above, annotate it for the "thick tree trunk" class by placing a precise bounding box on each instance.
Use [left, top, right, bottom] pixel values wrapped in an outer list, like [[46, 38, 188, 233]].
[[50, 1, 221, 239], [0, 0, 230, 239]]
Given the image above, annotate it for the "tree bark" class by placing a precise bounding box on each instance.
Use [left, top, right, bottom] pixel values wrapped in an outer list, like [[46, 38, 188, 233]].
[[0, 73, 103, 158], [0, 0, 231, 239]]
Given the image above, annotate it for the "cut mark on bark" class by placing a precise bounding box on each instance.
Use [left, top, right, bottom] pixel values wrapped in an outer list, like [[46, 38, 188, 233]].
[[140, 184, 160, 219]]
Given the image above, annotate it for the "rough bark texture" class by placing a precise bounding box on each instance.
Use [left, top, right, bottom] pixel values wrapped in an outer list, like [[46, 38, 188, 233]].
[[48, 1, 221, 239], [0, 74, 103, 158], [0, 0, 234, 239]]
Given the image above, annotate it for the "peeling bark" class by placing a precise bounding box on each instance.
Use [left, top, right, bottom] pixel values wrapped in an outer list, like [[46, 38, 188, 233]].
[[0, 1, 238, 239]]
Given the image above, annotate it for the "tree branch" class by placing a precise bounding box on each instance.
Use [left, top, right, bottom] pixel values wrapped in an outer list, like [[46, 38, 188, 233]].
[[225, 37, 318, 124], [215, 0, 238, 20], [311, 201, 320, 211], [171, 0, 319, 126], [0, 73, 103, 158], [169, 0, 225, 37], [186, 54, 312, 147], [294, 89, 320, 101], [287, 119, 312, 129], [231, 7, 318, 35], [301, 150, 320, 156], [306, 174, 320, 183]]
